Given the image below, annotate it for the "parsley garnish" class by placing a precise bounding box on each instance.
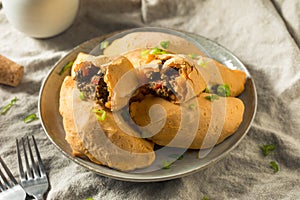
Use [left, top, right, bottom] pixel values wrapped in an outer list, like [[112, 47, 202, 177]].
[[188, 104, 195, 110], [141, 49, 150, 58], [0, 97, 17, 115], [160, 41, 170, 49], [270, 161, 279, 173], [149, 47, 167, 55], [205, 94, 219, 101], [197, 58, 209, 67], [100, 40, 109, 50], [92, 109, 107, 121], [24, 113, 38, 123], [202, 195, 209, 200], [261, 144, 275, 157], [217, 84, 231, 97], [79, 92, 85, 100], [162, 160, 173, 169], [59, 61, 74, 75], [204, 87, 210, 93], [188, 54, 197, 59]]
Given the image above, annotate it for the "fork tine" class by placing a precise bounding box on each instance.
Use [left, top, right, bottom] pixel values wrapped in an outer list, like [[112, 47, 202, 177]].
[[0, 168, 9, 190], [0, 157, 17, 191], [32, 135, 46, 176], [0, 179, 5, 191], [0, 157, 17, 186], [16, 139, 26, 180], [26, 136, 39, 177], [22, 137, 33, 179]]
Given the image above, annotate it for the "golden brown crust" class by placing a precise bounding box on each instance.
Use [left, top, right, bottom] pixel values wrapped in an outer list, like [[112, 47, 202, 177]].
[[82, 107, 155, 171], [71, 53, 114, 78], [71, 52, 93, 77], [59, 76, 102, 164], [193, 56, 246, 97], [60, 69, 155, 171], [122, 49, 151, 69], [157, 54, 207, 101], [213, 61, 246, 97], [130, 93, 244, 149], [104, 56, 139, 111], [124, 51, 207, 103]]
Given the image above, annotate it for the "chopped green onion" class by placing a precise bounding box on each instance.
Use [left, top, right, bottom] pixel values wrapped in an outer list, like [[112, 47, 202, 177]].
[[270, 161, 279, 173], [100, 40, 109, 50], [205, 94, 219, 101], [188, 104, 195, 110], [160, 41, 170, 49], [197, 58, 209, 67], [141, 49, 150, 58], [92, 108, 106, 121], [79, 92, 85, 100], [217, 84, 231, 97], [150, 47, 161, 55], [261, 144, 275, 157], [204, 87, 210, 93], [0, 97, 17, 115], [188, 54, 198, 59], [202, 195, 210, 200], [59, 61, 74, 75], [24, 113, 38, 123], [85, 198, 94, 200], [149, 47, 167, 55], [162, 160, 173, 169], [169, 154, 184, 160]]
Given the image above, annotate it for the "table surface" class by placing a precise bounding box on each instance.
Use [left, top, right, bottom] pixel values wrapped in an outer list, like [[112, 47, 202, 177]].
[[0, 0, 300, 199]]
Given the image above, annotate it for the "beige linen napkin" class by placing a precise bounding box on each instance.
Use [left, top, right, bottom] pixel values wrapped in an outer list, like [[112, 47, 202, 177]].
[[0, 0, 299, 199]]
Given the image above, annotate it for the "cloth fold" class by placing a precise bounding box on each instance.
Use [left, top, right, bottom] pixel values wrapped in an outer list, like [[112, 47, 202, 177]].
[[273, 0, 300, 47], [0, 0, 299, 199]]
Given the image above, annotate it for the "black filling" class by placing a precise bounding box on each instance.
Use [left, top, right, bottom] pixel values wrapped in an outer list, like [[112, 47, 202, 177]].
[[144, 66, 180, 101], [76, 62, 109, 106]]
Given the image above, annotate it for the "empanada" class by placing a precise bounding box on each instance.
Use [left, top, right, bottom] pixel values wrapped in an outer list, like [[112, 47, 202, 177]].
[[59, 56, 156, 171], [130, 93, 244, 149]]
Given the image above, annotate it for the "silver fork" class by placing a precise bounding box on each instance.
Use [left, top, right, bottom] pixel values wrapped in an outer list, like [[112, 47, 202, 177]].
[[0, 156, 26, 200], [16, 135, 49, 200]]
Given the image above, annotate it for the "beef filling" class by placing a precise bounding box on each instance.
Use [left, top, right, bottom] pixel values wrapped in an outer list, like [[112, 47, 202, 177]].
[[145, 66, 179, 101], [76, 62, 109, 106]]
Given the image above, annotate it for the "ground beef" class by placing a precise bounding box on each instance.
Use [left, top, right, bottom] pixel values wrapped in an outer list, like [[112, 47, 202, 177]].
[[145, 66, 179, 101], [76, 62, 109, 106], [148, 81, 175, 101]]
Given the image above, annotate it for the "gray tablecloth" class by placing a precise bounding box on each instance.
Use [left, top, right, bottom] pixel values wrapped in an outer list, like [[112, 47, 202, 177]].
[[1, 0, 300, 199]]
